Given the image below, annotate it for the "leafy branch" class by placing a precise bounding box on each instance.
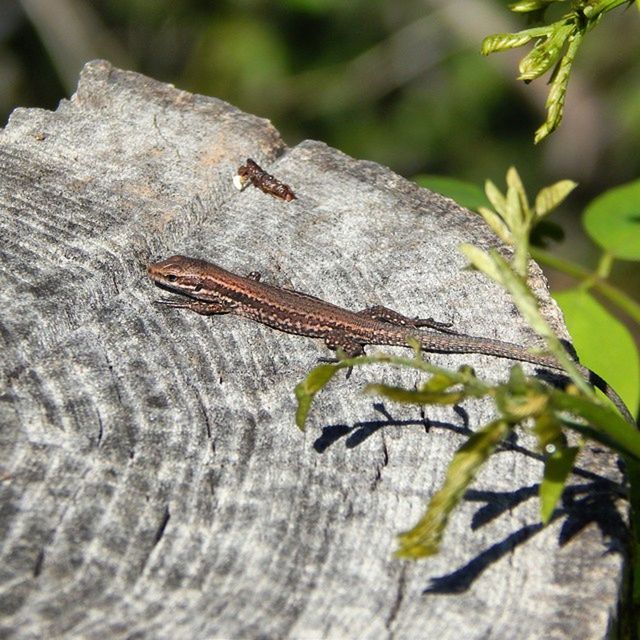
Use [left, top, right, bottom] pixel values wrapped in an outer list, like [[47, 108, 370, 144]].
[[295, 348, 640, 558], [416, 172, 640, 414], [481, 0, 639, 142], [463, 168, 592, 394], [294, 167, 639, 559]]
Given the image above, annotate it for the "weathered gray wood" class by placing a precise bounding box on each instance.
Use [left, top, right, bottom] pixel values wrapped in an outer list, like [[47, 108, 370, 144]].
[[0, 60, 627, 639]]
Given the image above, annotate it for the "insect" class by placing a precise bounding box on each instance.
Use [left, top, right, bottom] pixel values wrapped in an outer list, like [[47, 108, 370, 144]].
[[233, 158, 297, 202]]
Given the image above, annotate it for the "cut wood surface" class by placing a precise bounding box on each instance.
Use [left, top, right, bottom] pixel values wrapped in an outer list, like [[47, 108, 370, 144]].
[[0, 60, 627, 639]]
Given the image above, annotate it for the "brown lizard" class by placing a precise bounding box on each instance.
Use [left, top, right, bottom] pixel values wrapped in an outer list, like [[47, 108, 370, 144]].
[[148, 254, 634, 424]]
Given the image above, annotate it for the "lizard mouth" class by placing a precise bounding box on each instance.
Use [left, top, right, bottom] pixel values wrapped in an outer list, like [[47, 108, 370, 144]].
[[151, 279, 195, 298]]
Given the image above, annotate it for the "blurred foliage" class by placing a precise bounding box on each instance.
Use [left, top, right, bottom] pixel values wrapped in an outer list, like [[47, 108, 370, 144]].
[[3, 1, 638, 184], [584, 178, 640, 260], [421, 170, 640, 416]]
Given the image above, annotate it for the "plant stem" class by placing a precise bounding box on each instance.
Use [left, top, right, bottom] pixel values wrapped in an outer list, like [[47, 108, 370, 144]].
[[587, 0, 633, 19], [596, 251, 614, 280], [531, 246, 640, 323]]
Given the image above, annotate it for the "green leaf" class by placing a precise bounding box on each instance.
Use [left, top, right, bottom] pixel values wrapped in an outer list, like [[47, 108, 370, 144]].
[[518, 24, 573, 81], [396, 420, 511, 558], [481, 33, 535, 55], [294, 363, 341, 430], [532, 412, 565, 451], [534, 179, 577, 218], [459, 244, 504, 284], [365, 383, 466, 406], [540, 445, 579, 524], [422, 372, 464, 393], [414, 175, 488, 211], [477, 207, 512, 243], [490, 252, 545, 334], [504, 169, 529, 268], [495, 377, 551, 420], [583, 178, 640, 259], [553, 288, 639, 418], [509, 0, 558, 12], [534, 31, 581, 143], [518, 41, 557, 81], [506, 166, 529, 217], [485, 179, 508, 216]]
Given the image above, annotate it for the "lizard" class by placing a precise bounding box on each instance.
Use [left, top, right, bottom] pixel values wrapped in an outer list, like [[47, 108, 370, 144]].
[[147, 254, 634, 425]]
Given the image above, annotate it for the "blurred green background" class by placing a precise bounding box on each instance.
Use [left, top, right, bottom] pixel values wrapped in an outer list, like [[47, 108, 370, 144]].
[[2, 0, 639, 309]]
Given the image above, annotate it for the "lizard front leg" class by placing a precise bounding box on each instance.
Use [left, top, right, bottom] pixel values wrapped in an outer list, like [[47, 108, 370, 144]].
[[155, 298, 237, 316]]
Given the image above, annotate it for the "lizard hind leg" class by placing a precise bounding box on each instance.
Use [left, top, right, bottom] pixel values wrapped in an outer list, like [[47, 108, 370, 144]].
[[357, 305, 456, 333], [324, 334, 366, 358], [323, 334, 365, 380]]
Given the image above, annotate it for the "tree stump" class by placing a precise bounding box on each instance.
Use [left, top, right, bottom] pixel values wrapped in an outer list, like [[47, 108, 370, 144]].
[[0, 60, 627, 639]]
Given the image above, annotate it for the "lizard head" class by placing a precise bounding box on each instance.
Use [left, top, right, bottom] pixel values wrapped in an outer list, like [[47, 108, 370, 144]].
[[148, 255, 208, 297]]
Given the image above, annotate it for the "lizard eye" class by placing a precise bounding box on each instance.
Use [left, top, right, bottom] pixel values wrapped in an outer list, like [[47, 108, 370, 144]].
[[166, 274, 178, 282], [193, 284, 203, 292]]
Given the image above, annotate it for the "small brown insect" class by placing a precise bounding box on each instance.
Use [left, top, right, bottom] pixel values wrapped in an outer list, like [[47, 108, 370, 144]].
[[233, 158, 297, 202]]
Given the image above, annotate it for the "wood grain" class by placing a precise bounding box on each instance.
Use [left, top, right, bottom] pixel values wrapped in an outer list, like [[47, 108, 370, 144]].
[[0, 60, 627, 639]]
